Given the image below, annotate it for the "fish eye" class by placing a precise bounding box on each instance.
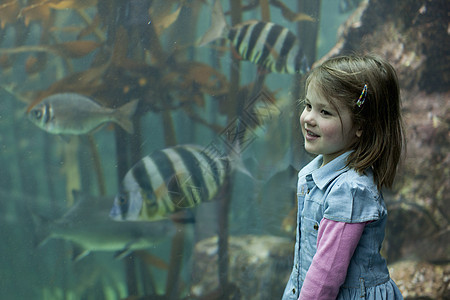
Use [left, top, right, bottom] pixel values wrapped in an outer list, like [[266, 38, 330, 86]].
[[116, 193, 129, 216], [32, 109, 42, 120], [119, 196, 127, 205]]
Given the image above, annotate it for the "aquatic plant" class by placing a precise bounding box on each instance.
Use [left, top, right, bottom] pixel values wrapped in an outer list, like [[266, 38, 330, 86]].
[[0, 0, 319, 298]]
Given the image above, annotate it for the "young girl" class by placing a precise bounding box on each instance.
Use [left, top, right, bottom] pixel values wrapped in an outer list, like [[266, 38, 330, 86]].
[[282, 55, 404, 300]]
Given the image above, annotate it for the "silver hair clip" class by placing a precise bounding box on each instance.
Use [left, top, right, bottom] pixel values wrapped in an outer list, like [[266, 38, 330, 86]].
[[356, 84, 368, 108]]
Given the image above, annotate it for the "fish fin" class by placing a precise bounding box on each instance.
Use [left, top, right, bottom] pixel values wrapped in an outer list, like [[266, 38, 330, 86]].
[[114, 242, 135, 260], [198, 0, 228, 46], [114, 248, 132, 260], [63, 190, 92, 218], [72, 245, 90, 262], [113, 99, 139, 134], [224, 126, 255, 181], [87, 124, 107, 135], [230, 153, 254, 182]]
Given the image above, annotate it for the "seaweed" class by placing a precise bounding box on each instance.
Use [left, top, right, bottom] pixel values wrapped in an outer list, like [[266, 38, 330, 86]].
[[0, 0, 338, 299]]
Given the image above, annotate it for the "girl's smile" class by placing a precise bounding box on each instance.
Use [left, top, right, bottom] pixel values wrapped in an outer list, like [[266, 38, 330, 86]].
[[300, 79, 361, 166], [305, 128, 320, 140]]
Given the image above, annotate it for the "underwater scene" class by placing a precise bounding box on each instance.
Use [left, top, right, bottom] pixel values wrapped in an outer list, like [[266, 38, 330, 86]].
[[0, 0, 448, 299]]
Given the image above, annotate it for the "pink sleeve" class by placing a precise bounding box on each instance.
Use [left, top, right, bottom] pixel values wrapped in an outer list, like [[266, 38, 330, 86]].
[[298, 218, 366, 300]]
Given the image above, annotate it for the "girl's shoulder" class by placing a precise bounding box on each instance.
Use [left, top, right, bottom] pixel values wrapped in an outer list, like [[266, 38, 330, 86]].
[[335, 167, 379, 196], [323, 168, 385, 223]]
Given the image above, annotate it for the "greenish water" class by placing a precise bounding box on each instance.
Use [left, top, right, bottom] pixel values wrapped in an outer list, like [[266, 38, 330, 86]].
[[1, 0, 447, 299]]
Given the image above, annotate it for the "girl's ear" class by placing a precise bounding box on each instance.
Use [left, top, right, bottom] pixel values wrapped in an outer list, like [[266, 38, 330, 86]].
[[356, 128, 363, 138]]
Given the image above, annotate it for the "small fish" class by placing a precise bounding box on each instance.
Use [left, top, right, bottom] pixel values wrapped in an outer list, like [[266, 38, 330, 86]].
[[199, 0, 309, 74], [27, 93, 138, 135], [35, 192, 176, 261], [110, 144, 230, 222]]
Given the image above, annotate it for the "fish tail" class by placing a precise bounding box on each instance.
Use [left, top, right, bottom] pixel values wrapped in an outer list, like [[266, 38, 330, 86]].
[[198, 0, 228, 46], [113, 99, 139, 134], [228, 135, 254, 181], [214, 119, 254, 181]]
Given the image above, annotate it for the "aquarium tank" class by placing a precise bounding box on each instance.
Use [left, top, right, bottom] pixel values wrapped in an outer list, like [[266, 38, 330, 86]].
[[0, 0, 448, 299]]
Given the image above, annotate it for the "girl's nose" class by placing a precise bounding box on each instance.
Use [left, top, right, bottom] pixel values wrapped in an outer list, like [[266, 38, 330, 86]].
[[301, 109, 316, 127]]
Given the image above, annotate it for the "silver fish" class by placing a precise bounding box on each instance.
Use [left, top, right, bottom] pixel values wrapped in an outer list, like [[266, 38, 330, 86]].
[[110, 144, 229, 222], [27, 93, 138, 135], [199, 0, 309, 74], [37, 192, 176, 261]]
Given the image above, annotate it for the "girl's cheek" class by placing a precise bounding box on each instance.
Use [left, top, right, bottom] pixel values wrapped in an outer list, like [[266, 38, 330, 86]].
[[299, 109, 306, 126]]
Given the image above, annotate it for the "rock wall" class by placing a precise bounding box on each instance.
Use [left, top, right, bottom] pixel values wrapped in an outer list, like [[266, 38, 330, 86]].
[[319, 0, 449, 267]]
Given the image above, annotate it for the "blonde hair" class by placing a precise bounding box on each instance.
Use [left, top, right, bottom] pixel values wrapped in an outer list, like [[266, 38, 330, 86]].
[[306, 55, 405, 189]]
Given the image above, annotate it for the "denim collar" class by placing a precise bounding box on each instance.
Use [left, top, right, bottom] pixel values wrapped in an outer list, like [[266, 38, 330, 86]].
[[298, 151, 351, 190]]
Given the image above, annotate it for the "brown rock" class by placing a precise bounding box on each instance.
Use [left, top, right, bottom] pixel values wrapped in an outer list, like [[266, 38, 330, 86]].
[[190, 235, 293, 300], [389, 260, 450, 299]]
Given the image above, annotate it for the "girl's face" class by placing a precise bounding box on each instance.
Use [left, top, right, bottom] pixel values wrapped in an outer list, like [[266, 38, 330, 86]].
[[300, 79, 361, 166]]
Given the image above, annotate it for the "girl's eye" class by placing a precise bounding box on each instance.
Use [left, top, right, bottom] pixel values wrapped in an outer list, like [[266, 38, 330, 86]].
[[321, 110, 332, 116], [305, 103, 312, 110]]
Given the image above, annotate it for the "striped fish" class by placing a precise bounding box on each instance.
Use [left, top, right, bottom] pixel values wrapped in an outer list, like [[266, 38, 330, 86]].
[[110, 145, 229, 222], [199, 0, 309, 74]]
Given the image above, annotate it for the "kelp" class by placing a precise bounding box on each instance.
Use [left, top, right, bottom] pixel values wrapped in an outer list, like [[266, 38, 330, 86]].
[[0, 0, 21, 29], [0, 0, 319, 298], [271, 0, 316, 22], [0, 40, 101, 58]]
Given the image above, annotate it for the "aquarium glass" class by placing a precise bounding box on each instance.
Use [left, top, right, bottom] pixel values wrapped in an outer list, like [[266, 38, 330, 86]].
[[0, 0, 448, 299]]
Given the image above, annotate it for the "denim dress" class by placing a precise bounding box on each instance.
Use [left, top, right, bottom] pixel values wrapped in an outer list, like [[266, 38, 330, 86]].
[[282, 152, 403, 300]]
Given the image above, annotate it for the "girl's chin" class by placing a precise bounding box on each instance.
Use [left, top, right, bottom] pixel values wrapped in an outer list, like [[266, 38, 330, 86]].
[[304, 143, 319, 155]]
